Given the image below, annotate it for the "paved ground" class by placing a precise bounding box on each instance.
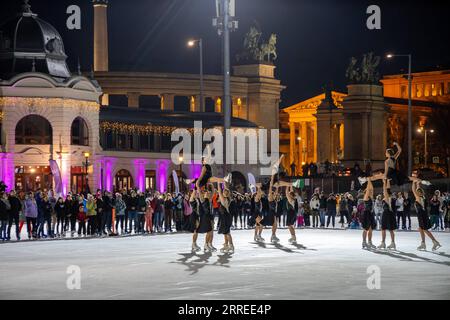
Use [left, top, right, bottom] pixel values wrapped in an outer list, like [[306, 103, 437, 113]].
[[0, 228, 449, 300]]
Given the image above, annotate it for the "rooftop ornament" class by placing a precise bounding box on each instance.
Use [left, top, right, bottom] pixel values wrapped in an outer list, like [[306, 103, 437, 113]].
[[345, 52, 381, 85], [236, 23, 277, 64]]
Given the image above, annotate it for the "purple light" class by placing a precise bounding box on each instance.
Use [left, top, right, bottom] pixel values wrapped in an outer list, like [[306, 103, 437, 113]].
[[2, 153, 14, 192], [134, 159, 147, 192], [191, 163, 202, 179], [156, 160, 169, 193], [104, 158, 116, 192]]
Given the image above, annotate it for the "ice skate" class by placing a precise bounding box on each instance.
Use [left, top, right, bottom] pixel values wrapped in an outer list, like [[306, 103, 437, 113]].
[[259, 236, 265, 242], [271, 235, 280, 243], [432, 240, 442, 251], [417, 241, 426, 251], [220, 244, 229, 253], [377, 242, 386, 250], [358, 176, 367, 186], [191, 243, 201, 253], [367, 241, 376, 249], [420, 180, 431, 186], [387, 242, 396, 250], [208, 244, 217, 252], [227, 244, 235, 253], [362, 240, 368, 249], [288, 237, 297, 244], [254, 235, 260, 242]]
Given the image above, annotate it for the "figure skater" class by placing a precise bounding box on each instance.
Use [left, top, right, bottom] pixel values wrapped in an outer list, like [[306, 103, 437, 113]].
[[285, 185, 299, 244], [378, 179, 397, 250], [411, 177, 441, 251], [216, 181, 234, 253], [253, 185, 265, 242], [359, 142, 408, 190], [361, 178, 377, 249]]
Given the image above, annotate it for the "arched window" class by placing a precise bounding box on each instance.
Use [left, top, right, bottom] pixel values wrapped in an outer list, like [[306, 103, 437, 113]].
[[71, 117, 89, 146], [15, 115, 52, 145]]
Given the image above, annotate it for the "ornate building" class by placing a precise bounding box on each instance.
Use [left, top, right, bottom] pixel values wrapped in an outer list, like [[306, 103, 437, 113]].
[[0, 2, 284, 193], [281, 70, 450, 175]]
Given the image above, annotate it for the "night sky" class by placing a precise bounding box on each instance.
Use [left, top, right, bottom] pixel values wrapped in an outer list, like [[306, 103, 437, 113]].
[[1, 0, 450, 107]]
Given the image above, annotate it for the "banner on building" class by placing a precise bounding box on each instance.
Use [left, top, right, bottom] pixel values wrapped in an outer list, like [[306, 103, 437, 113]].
[[49, 160, 63, 194]]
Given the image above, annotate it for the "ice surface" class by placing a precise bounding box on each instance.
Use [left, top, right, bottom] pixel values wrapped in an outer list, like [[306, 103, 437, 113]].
[[0, 228, 449, 300]]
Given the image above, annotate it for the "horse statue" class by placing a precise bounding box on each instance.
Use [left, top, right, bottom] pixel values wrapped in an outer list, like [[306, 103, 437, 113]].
[[345, 57, 361, 83], [360, 52, 380, 84], [236, 26, 262, 62], [259, 33, 277, 62]]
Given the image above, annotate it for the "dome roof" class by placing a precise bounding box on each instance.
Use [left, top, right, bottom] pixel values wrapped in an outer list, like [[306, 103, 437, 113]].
[[0, 1, 71, 79]]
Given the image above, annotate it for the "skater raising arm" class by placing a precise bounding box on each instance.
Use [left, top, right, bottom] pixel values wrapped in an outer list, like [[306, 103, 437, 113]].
[[363, 177, 374, 202], [217, 182, 230, 211], [392, 142, 402, 160]]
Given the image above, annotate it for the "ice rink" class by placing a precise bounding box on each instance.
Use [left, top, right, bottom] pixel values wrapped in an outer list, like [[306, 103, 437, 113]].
[[1, 228, 449, 300]]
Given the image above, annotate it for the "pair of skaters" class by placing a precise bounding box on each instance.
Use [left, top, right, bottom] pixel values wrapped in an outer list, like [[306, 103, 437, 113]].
[[187, 163, 235, 254], [359, 142, 441, 251]]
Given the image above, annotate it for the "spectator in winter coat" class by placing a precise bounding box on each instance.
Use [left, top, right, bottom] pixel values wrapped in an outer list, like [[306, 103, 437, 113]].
[[24, 193, 38, 239], [54, 197, 66, 237], [114, 193, 126, 234], [0, 192, 10, 241], [7, 191, 22, 241]]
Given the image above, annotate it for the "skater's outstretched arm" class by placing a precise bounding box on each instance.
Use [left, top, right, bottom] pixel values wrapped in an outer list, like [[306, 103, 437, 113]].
[[217, 182, 228, 209], [363, 178, 373, 201], [393, 142, 402, 160]]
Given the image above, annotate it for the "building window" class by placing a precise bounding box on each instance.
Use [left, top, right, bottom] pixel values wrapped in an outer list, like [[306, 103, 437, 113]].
[[160, 134, 172, 151], [439, 83, 444, 96], [71, 117, 89, 146], [431, 83, 437, 96], [400, 85, 407, 98], [15, 115, 52, 145], [139, 134, 149, 151]]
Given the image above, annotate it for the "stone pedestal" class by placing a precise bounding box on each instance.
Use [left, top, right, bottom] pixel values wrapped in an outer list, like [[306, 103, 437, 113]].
[[232, 64, 281, 131], [342, 84, 388, 169]]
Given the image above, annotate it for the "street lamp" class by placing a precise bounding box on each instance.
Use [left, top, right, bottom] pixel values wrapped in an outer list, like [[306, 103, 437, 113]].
[[417, 127, 434, 167], [387, 53, 413, 176], [187, 38, 204, 113], [178, 155, 184, 192], [84, 152, 90, 194]]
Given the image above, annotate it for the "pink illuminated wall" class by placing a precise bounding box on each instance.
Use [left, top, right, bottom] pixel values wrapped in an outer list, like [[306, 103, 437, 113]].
[[190, 163, 202, 180], [1, 153, 14, 192], [156, 160, 170, 193], [134, 159, 147, 192]]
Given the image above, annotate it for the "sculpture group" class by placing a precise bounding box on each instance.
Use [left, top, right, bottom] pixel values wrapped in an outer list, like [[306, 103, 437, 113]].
[[236, 24, 278, 63], [345, 52, 381, 84]]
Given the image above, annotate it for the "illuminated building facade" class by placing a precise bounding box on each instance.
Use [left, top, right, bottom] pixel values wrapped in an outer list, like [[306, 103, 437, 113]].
[[0, 3, 283, 193], [281, 70, 450, 175]]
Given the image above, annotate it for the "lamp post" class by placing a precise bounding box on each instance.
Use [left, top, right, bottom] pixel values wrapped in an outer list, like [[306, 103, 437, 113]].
[[178, 155, 184, 192], [213, 0, 238, 175], [187, 39, 204, 112], [417, 127, 434, 167], [84, 152, 90, 194], [387, 53, 413, 176]]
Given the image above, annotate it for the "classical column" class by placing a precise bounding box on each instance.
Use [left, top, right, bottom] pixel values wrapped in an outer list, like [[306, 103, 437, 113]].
[[301, 121, 308, 163], [127, 92, 140, 108], [161, 94, 175, 111], [312, 121, 317, 163], [298, 122, 302, 167], [289, 121, 296, 169]]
